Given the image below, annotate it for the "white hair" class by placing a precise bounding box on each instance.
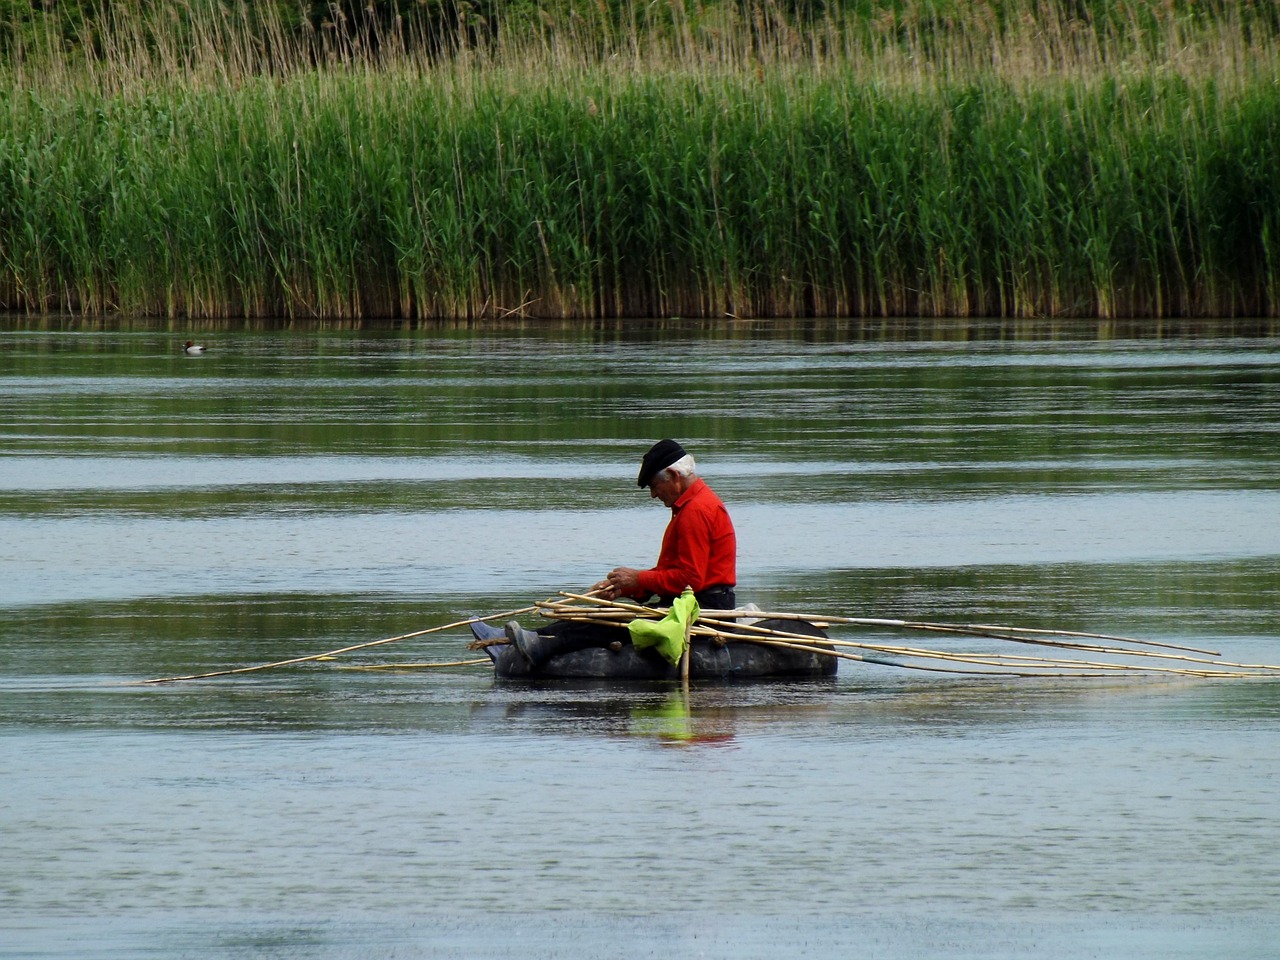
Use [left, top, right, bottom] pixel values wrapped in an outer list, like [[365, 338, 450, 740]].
[[660, 453, 697, 481]]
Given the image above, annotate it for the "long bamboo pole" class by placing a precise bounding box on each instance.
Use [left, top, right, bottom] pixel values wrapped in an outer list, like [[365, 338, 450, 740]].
[[701, 621, 1258, 679], [138, 605, 537, 684], [680, 600, 693, 688], [547, 590, 1217, 655], [710, 609, 1219, 656], [332, 658, 491, 670], [538, 595, 1280, 679], [146, 589, 1276, 686], [747, 637, 1121, 677], [691, 616, 1280, 679], [696, 614, 1280, 676], [706, 629, 1239, 679]]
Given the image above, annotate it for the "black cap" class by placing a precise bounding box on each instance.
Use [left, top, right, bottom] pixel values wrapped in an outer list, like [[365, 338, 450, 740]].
[[637, 439, 687, 487]]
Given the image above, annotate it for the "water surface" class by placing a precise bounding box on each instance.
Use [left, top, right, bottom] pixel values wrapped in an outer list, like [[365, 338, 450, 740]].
[[2, 320, 1279, 958]]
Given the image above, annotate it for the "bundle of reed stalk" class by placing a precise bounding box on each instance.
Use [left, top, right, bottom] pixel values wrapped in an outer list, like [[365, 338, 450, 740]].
[[140, 604, 540, 683], [139, 588, 1280, 684], [533, 592, 1280, 680]]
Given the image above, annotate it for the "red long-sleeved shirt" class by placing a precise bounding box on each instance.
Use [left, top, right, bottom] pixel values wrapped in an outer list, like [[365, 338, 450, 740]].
[[633, 478, 736, 600]]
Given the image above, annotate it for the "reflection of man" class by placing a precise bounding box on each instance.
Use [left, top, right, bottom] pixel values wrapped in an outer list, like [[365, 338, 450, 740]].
[[472, 439, 737, 668]]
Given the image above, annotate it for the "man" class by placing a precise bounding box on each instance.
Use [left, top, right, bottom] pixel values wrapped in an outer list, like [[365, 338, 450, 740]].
[[600, 438, 737, 610], [472, 439, 737, 668]]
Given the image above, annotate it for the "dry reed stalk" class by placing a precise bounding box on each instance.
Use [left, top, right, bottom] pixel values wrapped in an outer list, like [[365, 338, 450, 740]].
[[691, 624, 1119, 671], [139, 605, 538, 684], [904, 622, 1220, 657], [701, 616, 1208, 670], [507, 594, 1280, 679], [731, 634, 1117, 678], [702, 619, 1280, 679], [702, 616, 1174, 665], [550, 599, 1081, 663], [681, 600, 694, 687], [532, 604, 633, 621], [553, 590, 659, 615], [545, 617, 633, 632], [732, 632, 1243, 680], [698, 608, 1218, 656], [332, 659, 491, 670]]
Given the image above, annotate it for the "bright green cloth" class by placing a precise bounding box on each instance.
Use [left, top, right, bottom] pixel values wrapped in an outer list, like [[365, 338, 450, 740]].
[[628, 590, 701, 665]]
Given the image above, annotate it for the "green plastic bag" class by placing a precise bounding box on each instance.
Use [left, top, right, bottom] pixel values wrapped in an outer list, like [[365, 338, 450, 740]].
[[628, 589, 701, 665]]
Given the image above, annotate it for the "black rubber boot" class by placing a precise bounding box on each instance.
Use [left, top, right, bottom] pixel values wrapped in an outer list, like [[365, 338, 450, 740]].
[[469, 620, 507, 643], [505, 621, 547, 666]]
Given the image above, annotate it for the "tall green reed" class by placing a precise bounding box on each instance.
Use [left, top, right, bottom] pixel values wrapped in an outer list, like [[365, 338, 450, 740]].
[[0, 1, 1277, 318]]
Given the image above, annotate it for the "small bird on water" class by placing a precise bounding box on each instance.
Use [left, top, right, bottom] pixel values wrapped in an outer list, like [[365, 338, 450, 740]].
[[182, 340, 206, 355]]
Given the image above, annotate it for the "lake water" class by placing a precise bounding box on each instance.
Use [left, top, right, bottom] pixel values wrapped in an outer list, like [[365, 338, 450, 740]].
[[2, 319, 1279, 959]]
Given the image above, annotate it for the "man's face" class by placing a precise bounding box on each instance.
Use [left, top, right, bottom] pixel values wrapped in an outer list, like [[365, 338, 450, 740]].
[[648, 472, 682, 507]]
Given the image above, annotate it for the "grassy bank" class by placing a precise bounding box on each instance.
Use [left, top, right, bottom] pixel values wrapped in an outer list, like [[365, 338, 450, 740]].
[[1, 2, 1278, 320]]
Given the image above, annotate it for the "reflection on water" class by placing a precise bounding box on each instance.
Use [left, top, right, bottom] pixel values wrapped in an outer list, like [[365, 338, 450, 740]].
[[2, 322, 1279, 958]]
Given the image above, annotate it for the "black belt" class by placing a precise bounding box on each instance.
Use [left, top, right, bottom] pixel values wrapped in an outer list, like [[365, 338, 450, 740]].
[[655, 585, 736, 609], [694, 585, 736, 610]]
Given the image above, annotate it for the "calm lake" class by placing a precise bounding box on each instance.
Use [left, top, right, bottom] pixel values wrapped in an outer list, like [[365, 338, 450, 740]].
[[3, 319, 1279, 959]]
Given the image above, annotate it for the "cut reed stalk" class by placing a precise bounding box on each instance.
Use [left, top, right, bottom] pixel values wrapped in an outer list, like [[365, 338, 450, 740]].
[[537, 595, 1280, 679], [139, 605, 536, 684], [726, 634, 1121, 678], [700, 620, 1265, 679], [333, 659, 491, 670], [681, 605, 693, 687], [555, 592, 1218, 656], [707, 628, 1242, 679], [703, 607, 1219, 656]]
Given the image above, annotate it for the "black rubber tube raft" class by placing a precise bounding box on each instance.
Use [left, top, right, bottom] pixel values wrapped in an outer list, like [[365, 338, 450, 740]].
[[486, 618, 837, 681]]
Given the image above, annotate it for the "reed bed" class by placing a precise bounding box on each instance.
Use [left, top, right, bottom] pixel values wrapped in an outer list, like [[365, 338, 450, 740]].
[[2, 2, 1278, 319]]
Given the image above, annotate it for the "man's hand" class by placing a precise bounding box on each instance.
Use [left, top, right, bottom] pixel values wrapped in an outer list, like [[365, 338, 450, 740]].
[[606, 566, 642, 597], [589, 578, 619, 600]]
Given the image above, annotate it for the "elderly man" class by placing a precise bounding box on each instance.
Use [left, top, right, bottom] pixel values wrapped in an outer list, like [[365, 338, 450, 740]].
[[600, 438, 737, 609], [473, 439, 737, 668]]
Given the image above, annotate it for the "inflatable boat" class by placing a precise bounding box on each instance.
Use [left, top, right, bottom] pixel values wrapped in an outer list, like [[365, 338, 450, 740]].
[[483, 617, 837, 681]]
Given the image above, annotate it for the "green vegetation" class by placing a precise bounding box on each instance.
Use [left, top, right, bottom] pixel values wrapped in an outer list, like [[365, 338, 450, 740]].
[[1, 2, 1278, 319]]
